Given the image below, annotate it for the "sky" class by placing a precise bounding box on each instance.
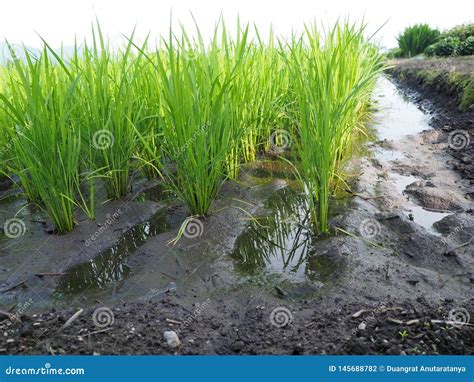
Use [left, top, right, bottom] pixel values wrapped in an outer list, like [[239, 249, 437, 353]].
[[0, 0, 472, 50]]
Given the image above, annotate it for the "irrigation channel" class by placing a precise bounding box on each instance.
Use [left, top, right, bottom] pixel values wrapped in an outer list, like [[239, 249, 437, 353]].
[[1, 75, 472, 321]]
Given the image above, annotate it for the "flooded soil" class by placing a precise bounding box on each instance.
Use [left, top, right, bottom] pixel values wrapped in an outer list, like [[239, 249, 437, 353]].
[[1, 75, 473, 355]]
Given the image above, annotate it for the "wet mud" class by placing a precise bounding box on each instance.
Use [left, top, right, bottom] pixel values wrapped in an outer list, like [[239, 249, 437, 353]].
[[1, 76, 473, 355]]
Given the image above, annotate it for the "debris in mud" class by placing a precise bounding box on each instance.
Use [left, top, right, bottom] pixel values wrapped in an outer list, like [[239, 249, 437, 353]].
[[163, 331, 181, 348], [1, 299, 472, 355]]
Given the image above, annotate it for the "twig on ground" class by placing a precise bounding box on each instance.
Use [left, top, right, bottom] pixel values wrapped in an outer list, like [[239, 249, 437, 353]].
[[0, 279, 27, 292], [82, 327, 112, 337], [59, 308, 84, 331], [166, 318, 183, 325]]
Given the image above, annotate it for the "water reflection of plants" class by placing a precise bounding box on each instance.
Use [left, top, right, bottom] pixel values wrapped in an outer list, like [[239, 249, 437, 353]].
[[232, 188, 312, 278], [55, 211, 170, 296]]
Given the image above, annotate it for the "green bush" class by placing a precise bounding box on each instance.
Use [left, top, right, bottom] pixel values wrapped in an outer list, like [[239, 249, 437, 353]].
[[424, 23, 474, 57], [445, 23, 474, 40], [385, 47, 403, 59], [425, 37, 461, 57], [397, 24, 440, 57], [459, 36, 474, 56]]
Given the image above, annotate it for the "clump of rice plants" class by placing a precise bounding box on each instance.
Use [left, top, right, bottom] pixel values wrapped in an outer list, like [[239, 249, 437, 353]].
[[138, 22, 249, 216], [0, 19, 385, 237], [71, 26, 144, 205], [396, 23, 440, 57], [230, 28, 292, 166], [0, 45, 81, 233], [133, 51, 164, 180], [285, 22, 385, 233]]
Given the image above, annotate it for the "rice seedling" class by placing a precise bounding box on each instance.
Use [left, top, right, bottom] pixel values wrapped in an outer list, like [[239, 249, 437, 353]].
[[0, 44, 81, 232], [227, 27, 292, 169], [137, 22, 249, 216], [0, 19, 385, 237], [284, 22, 385, 233], [71, 25, 144, 206], [133, 52, 164, 180]]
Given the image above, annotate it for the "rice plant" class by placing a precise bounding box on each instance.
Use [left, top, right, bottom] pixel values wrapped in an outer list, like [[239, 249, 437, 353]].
[[0, 19, 385, 236], [133, 51, 164, 180], [138, 22, 249, 216], [0, 44, 81, 232], [284, 22, 385, 233], [71, 25, 144, 206]]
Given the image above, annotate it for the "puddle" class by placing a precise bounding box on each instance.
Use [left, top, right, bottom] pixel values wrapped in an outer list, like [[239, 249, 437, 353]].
[[231, 187, 341, 284], [406, 205, 451, 234], [372, 77, 431, 140], [241, 160, 297, 180], [373, 147, 406, 162], [372, 77, 451, 235], [54, 210, 172, 298], [390, 173, 418, 195], [390, 173, 451, 234], [132, 184, 175, 203]]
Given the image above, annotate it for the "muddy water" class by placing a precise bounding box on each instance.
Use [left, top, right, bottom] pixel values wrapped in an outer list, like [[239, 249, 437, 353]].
[[389, 173, 450, 234], [372, 77, 431, 140], [371, 77, 452, 232], [1, 75, 461, 309], [54, 209, 172, 298], [230, 187, 343, 283], [228, 76, 451, 281]]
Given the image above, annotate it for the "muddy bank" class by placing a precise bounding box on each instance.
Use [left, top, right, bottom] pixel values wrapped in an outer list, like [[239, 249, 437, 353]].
[[1, 77, 473, 355], [1, 297, 472, 355], [387, 57, 474, 112], [387, 57, 474, 182]]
